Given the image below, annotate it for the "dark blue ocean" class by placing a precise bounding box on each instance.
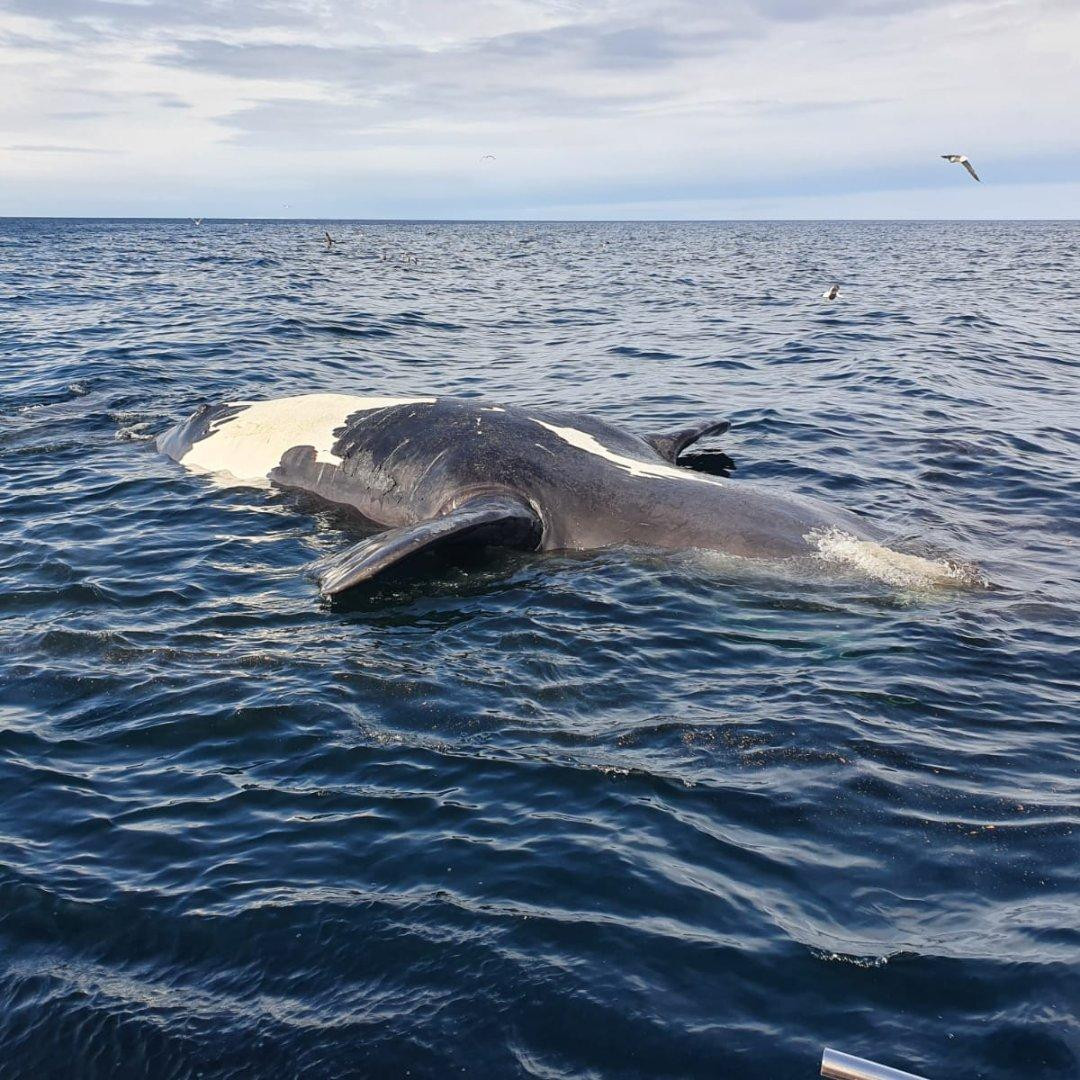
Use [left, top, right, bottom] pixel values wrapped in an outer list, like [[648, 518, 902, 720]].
[[1, 219, 1077, 1079]]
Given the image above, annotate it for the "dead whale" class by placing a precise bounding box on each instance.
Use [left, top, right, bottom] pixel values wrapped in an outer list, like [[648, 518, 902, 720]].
[[158, 393, 968, 596]]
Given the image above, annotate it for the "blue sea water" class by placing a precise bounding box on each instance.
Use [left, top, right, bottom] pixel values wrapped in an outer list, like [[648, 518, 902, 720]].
[[0, 218, 1077, 1079]]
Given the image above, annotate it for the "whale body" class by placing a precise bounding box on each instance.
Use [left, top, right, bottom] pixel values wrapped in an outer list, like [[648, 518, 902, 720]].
[[157, 392, 895, 596]]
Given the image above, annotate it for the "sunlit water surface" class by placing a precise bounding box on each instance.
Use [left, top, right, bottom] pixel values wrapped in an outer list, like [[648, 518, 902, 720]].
[[1, 219, 1077, 1079]]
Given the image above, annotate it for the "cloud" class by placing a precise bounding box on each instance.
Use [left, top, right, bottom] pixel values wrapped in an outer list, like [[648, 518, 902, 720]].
[[7, 143, 123, 153], [159, 17, 745, 87], [146, 91, 191, 109], [2, 0, 309, 34], [48, 109, 110, 120], [152, 17, 750, 147], [0, 0, 1077, 216], [751, 0, 941, 20]]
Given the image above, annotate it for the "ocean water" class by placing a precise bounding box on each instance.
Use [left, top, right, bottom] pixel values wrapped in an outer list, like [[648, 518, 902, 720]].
[[0, 218, 1077, 1079]]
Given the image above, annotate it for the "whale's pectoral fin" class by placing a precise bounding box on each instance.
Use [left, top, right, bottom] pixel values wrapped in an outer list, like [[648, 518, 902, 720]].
[[644, 419, 730, 463], [316, 495, 542, 597]]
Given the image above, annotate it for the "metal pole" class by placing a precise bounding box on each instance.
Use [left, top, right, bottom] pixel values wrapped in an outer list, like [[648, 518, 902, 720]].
[[821, 1047, 929, 1080]]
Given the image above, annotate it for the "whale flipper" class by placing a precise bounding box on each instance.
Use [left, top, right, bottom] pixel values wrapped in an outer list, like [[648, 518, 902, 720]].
[[644, 419, 730, 463], [316, 495, 542, 597]]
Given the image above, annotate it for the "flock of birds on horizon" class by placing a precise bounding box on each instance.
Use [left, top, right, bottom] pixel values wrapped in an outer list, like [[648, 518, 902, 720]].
[[189, 153, 982, 303]]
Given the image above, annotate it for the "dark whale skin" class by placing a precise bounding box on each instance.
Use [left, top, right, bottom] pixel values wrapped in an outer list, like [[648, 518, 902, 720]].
[[158, 393, 884, 593], [221, 397, 878, 557]]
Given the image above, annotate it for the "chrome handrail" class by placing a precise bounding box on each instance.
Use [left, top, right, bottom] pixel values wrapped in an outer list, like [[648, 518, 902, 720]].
[[821, 1047, 929, 1080]]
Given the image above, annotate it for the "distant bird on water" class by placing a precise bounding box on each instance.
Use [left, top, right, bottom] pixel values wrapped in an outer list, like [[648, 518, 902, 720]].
[[942, 154, 980, 182], [191, 217, 203, 226], [822, 284, 840, 301]]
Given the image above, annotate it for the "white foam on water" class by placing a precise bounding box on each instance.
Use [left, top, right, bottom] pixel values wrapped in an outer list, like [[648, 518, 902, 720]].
[[806, 527, 986, 589], [179, 393, 434, 483], [810, 949, 893, 969]]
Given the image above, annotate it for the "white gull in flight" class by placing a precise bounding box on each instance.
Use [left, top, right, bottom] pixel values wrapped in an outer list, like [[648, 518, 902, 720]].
[[941, 154, 980, 182]]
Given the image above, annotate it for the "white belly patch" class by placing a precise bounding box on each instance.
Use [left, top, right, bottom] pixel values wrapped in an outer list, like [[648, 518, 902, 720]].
[[180, 393, 435, 482]]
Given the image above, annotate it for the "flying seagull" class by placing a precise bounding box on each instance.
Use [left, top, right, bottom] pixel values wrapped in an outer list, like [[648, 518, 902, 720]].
[[941, 154, 980, 182], [480, 154, 496, 162], [324, 231, 336, 247], [191, 217, 203, 226], [822, 284, 840, 301]]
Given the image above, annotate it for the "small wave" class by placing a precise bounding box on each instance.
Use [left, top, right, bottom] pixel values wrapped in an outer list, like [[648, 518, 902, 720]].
[[608, 345, 681, 361], [115, 422, 155, 441], [806, 527, 988, 589], [810, 949, 895, 968]]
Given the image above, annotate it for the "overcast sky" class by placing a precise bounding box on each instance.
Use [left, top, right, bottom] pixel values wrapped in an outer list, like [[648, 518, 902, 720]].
[[2, 0, 1077, 218]]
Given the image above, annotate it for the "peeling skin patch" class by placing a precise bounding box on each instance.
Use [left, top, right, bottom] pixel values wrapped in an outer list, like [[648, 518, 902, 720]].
[[531, 418, 727, 487], [180, 394, 435, 482]]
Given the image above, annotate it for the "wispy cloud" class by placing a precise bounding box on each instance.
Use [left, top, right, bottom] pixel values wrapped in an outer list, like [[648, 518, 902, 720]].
[[8, 143, 124, 153]]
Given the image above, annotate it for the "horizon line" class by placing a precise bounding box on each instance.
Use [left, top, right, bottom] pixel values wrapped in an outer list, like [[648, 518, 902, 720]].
[[2, 216, 1078, 224]]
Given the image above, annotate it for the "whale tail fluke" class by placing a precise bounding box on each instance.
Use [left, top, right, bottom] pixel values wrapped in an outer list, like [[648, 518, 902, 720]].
[[645, 419, 730, 463], [315, 495, 542, 597]]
